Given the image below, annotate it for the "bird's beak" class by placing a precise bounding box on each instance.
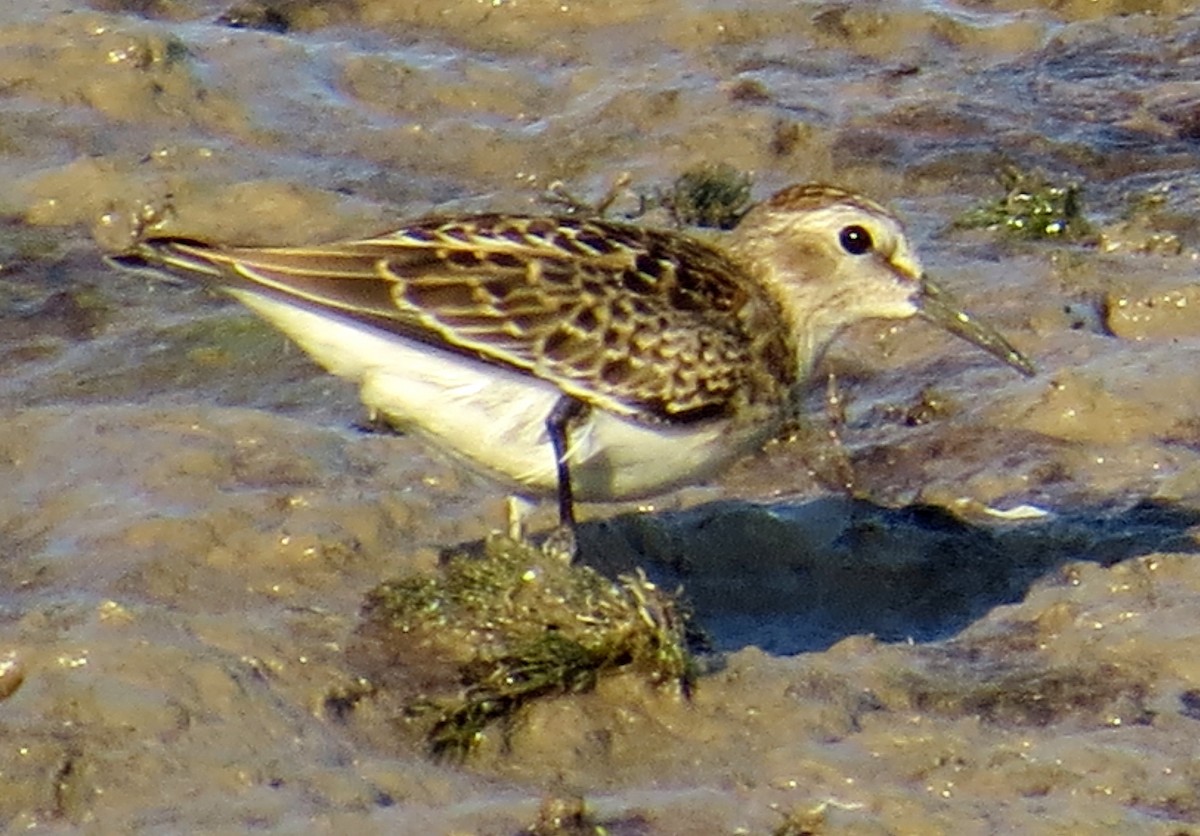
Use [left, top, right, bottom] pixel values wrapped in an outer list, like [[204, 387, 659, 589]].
[[916, 277, 1036, 377]]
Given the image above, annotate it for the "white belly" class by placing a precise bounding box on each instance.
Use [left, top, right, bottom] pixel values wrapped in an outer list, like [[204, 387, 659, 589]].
[[229, 289, 781, 501]]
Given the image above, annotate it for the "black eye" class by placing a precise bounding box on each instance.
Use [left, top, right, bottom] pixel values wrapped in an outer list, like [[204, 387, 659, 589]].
[[838, 224, 873, 255]]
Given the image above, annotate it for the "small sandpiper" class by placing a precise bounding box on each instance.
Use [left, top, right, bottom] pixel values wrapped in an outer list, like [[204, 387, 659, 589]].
[[107, 184, 1034, 536]]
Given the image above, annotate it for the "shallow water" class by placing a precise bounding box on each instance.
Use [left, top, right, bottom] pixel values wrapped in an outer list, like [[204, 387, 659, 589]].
[[6, 0, 1200, 831]]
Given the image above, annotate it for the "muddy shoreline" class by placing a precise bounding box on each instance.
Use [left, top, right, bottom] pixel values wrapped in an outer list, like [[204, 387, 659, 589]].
[[5, 1, 1200, 832]]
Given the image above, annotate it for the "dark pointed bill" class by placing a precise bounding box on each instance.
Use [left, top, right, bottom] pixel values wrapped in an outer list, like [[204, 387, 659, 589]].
[[916, 278, 1036, 377]]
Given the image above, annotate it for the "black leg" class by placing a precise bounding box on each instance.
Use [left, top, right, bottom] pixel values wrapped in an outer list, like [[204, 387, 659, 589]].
[[546, 396, 586, 528]]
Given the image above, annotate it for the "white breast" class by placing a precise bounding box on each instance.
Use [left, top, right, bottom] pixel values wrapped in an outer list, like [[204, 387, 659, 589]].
[[227, 289, 780, 501]]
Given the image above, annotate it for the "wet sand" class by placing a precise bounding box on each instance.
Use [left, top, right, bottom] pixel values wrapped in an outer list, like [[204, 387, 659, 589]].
[[5, 0, 1200, 832]]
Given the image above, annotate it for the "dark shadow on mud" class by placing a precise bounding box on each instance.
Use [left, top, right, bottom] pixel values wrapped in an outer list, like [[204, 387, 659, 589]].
[[572, 497, 1200, 655]]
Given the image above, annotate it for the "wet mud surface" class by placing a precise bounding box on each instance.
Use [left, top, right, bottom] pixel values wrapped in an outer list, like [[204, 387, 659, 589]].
[[6, 0, 1200, 832]]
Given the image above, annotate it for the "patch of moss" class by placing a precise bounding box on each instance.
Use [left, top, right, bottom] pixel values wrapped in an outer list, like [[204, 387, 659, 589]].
[[658, 163, 754, 230], [539, 165, 753, 230], [953, 167, 1093, 241], [359, 535, 697, 759]]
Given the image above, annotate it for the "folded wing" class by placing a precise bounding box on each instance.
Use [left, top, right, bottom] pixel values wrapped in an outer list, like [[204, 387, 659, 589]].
[[131, 214, 786, 423]]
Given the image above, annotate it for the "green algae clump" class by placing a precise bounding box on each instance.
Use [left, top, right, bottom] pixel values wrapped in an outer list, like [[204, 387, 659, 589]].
[[356, 535, 697, 759], [659, 163, 754, 230], [540, 164, 753, 230], [954, 167, 1093, 241]]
